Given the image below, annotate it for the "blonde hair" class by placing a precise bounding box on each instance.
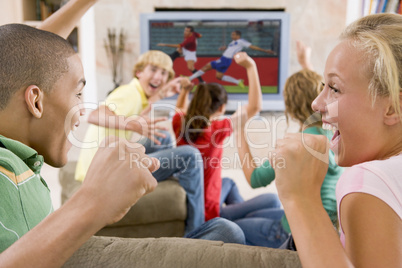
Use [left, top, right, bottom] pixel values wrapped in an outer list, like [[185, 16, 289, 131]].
[[132, 50, 175, 80], [283, 69, 323, 130], [341, 13, 402, 118]]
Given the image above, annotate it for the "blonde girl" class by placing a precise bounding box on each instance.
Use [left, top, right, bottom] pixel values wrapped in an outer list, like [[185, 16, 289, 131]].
[[274, 14, 402, 267]]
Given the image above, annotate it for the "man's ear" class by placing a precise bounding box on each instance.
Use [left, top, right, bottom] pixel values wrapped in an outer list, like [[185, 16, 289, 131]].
[[384, 92, 402, 126], [24, 85, 44, 119]]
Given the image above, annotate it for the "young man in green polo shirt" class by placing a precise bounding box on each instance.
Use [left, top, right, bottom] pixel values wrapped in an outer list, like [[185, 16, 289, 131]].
[[0, 1, 244, 267], [0, 0, 154, 265], [0, 1, 159, 265]]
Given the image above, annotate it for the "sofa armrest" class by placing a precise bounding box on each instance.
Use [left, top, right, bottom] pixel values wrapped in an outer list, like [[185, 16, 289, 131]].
[[63, 236, 301, 268]]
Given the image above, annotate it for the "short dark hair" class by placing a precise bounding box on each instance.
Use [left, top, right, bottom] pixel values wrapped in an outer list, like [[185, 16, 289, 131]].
[[186, 26, 194, 32], [233, 30, 241, 37], [0, 24, 76, 110]]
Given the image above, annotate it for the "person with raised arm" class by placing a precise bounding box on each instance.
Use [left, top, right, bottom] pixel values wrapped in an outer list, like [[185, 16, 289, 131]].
[[232, 41, 343, 248], [75, 50, 207, 234], [274, 14, 402, 267], [37, 0, 98, 39], [173, 52, 275, 224]]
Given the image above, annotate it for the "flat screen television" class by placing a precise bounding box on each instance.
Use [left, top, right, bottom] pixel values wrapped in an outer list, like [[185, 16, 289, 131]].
[[140, 11, 290, 112]]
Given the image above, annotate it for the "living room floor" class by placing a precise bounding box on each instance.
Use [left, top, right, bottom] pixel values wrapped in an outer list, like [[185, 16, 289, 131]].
[[44, 111, 299, 210]]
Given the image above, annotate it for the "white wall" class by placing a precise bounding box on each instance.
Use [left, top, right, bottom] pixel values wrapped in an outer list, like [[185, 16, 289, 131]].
[[79, 7, 98, 104], [346, 0, 363, 25]]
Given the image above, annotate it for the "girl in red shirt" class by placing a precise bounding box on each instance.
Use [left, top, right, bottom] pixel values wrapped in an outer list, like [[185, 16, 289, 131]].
[[172, 52, 272, 220]]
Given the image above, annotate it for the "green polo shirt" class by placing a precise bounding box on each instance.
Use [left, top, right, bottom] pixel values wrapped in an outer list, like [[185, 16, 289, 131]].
[[250, 127, 344, 233], [0, 135, 52, 253]]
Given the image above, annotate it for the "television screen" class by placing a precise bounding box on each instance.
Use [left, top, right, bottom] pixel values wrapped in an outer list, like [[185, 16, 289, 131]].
[[140, 12, 290, 111]]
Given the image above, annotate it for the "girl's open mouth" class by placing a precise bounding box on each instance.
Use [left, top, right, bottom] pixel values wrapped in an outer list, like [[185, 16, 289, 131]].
[[323, 123, 340, 151]]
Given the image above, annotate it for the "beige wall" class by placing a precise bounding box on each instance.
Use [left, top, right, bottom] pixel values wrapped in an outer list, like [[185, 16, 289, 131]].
[[93, 0, 348, 101], [0, 0, 22, 25]]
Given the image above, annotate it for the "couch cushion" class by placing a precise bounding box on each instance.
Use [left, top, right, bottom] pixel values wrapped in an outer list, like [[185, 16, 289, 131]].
[[59, 162, 187, 226], [108, 179, 187, 227], [96, 220, 184, 238]]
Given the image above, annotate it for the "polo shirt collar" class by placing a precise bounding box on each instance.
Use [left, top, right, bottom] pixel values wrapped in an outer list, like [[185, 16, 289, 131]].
[[131, 78, 149, 108], [0, 135, 44, 174]]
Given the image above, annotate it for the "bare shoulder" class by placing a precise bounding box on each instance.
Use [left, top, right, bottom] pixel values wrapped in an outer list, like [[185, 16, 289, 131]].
[[340, 192, 402, 267]]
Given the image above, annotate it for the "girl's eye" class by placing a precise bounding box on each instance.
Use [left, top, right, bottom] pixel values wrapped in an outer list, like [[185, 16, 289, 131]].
[[328, 84, 339, 93], [76, 93, 82, 99], [322, 82, 339, 94]]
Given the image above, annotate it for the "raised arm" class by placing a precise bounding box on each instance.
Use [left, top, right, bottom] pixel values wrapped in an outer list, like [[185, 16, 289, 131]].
[[147, 77, 183, 104], [274, 134, 402, 268], [273, 133, 353, 268], [38, 0, 98, 39], [296, 41, 314, 70], [175, 78, 193, 112], [232, 106, 254, 185], [231, 52, 262, 185], [233, 52, 262, 118], [88, 105, 168, 144]]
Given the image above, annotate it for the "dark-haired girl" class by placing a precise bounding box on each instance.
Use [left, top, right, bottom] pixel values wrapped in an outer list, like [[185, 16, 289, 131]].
[[172, 52, 275, 221]]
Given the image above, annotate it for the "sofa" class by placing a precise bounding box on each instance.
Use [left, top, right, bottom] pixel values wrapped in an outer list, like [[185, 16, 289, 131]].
[[59, 161, 187, 238], [59, 161, 302, 267]]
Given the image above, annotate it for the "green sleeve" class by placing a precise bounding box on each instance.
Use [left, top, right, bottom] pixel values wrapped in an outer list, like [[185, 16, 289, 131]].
[[250, 160, 275, 188]]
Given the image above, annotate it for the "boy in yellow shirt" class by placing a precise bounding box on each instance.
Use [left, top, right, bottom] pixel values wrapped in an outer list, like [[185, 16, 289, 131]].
[[76, 50, 206, 233]]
